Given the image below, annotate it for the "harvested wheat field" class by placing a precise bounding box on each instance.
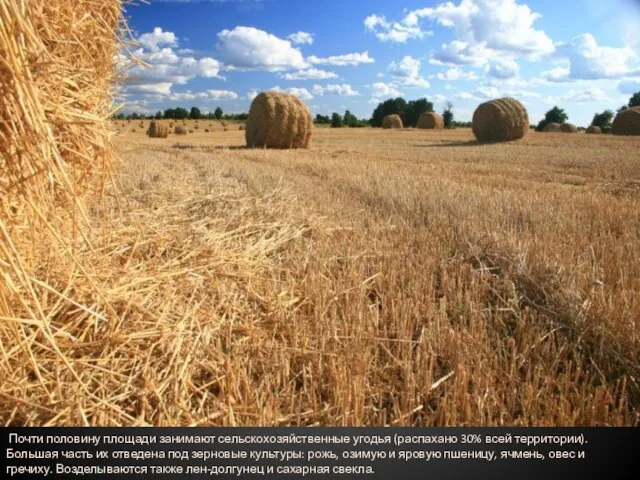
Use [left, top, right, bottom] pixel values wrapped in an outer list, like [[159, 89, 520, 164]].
[[14, 126, 634, 427]]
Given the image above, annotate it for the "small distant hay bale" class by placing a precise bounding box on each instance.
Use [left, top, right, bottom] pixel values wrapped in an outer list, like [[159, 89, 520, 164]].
[[189, 130, 194, 133], [560, 123, 578, 133], [543, 122, 562, 132], [417, 112, 444, 129], [238, 125, 245, 131], [204, 129, 209, 133], [382, 114, 403, 129], [586, 125, 602, 134], [472, 97, 528, 142], [223, 127, 229, 132], [612, 107, 640, 136], [245, 92, 313, 149], [147, 121, 168, 138], [174, 126, 187, 135]]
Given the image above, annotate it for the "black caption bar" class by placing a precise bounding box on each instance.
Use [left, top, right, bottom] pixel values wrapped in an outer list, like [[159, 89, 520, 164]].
[[2, 428, 637, 479]]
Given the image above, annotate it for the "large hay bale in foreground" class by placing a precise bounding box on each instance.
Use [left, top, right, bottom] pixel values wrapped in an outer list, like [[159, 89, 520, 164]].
[[586, 125, 602, 134], [417, 112, 444, 129], [382, 114, 403, 129], [560, 123, 578, 133], [612, 107, 640, 136], [174, 126, 187, 135], [472, 98, 528, 142], [543, 123, 562, 132], [245, 92, 312, 149], [147, 121, 168, 138]]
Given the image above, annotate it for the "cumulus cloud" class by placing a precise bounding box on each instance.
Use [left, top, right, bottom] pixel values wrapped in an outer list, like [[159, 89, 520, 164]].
[[563, 87, 611, 104], [288, 31, 314, 45], [307, 51, 374, 66], [487, 58, 520, 79], [370, 1, 553, 66], [370, 82, 402, 102], [312, 84, 359, 96], [388, 56, 430, 88], [247, 88, 260, 101], [279, 68, 338, 80], [268, 86, 314, 100], [216, 26, 308, 71], [436, 66, 478, 81], [551, 34, 640, 81], [137, 27, 178, 50], [168, 89, 238, 101], [125, 83, 174, 96], [364, 13, 433, 43]]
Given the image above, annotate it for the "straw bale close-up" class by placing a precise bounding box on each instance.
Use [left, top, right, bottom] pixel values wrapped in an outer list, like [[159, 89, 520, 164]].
[[245, 92, 313, 149], [612, 107, 640, 136], [382, 114, 403, 129], [417, 112, 444, 129], [472, 98, 529, 142]]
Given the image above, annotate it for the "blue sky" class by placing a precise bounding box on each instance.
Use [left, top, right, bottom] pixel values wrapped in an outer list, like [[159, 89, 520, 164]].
[[118, 0, 640, 125]]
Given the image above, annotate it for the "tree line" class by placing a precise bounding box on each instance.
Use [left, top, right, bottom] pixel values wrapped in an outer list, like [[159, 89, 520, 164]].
[[113, 106, 248, 121], [536, 91, 640, 133]]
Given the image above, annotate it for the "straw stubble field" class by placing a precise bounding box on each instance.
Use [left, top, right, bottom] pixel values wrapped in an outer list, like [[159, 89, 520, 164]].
[[91, 125, 640, 426]]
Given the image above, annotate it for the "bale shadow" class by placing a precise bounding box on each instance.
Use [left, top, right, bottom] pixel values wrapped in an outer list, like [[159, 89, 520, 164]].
[[412, 140, 485, 148]]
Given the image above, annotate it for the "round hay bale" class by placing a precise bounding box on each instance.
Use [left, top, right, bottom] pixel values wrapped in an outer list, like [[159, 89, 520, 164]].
[[472, 97, 528, 142], [238, 125, 245, 131], [417, 112, 444, 129], [612, 107, 640, 136], [543, 122, 562, 132], [147, 121, 168, 138], [174, 126, 187, 135], [586, 125, 602, 134], [245, 92, 313, 149], [560, 123, 578, 133], [382, 114, 403, 129]]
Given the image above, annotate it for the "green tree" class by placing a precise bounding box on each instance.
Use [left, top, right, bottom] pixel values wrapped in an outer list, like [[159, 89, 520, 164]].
[[370, 97, 408, 127], [443, 101, 454, 129], [629, 92, 640, 107], [343, 110, 358, 127], [330, 112, 343, 128], [154, 111, 163, 119], [535, 106, 569, 131], [405, 98, 434, 127], [189, 107, 202, 119], [314, 114, 330, 124], [214, 107, 223, 120], [591, 110, 614, 132]]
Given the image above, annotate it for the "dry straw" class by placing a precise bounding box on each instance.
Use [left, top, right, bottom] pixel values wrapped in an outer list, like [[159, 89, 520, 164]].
[[543, 123, 562, 132], [174, 125, 187, 135], [382, 114, 403, 129], [472, 98, 528, 142], [417, 112, 444, 129], [245, 92, 313, 149], [586, 125, 602, 134], [147, 121, 169, 138], [560, 123, 578, 133], [612, 107, 640, 136]]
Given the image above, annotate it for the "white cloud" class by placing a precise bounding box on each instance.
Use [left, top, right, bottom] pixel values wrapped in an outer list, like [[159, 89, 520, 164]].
[[168, 89, 238, 101], [370, 82, 402, 102], [487, 58, 520, 79], [307, 51, 374, 66], [269, 86, 314, 101], [436, 66, 478, 81], [364, 13, 433, 43], [288, 31, 314, 45], [247, 89, 260, 101], [563, 87, 611, 104], [375, 1, 553, 66], [431, 94, 448, 104], [126, 83, 173, 96], [138, 27, 177, 50], [552, 33, 640, 81], [279, 68, 338, 80], [216, 26, 308, 71], [619, 79, 640, 94], [540, 65, 571, 83], [312, 84, 360, 96], [388, 56, 430, 88]]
